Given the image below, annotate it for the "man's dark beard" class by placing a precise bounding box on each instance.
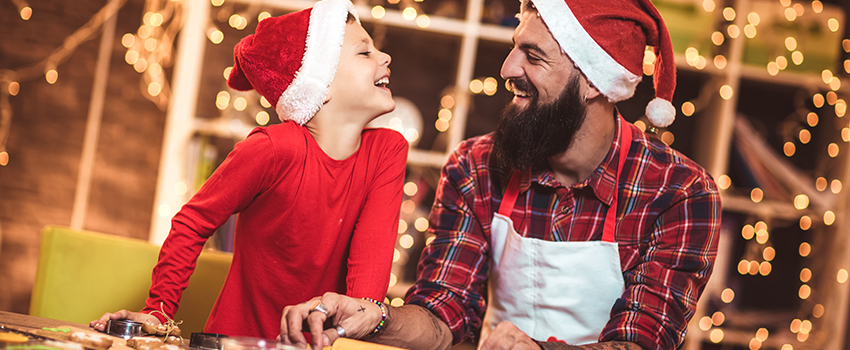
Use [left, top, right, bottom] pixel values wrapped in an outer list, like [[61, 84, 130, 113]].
[[493, 73, 587, 172]]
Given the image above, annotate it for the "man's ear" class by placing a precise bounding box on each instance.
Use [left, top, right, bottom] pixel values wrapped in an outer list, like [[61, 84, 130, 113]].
[[584, 80, 602, 101], [324, 92, 332, 104]]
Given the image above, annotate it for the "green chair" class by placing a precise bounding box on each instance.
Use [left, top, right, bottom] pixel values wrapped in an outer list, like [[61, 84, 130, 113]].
[[30, 225, 232, 335]]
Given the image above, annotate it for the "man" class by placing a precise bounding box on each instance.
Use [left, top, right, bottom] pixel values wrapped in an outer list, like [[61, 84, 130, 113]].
[[280, 0, 721, 349]]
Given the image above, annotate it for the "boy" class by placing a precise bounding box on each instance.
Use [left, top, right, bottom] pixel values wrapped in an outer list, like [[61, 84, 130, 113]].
[[91, 0, 408, 340]]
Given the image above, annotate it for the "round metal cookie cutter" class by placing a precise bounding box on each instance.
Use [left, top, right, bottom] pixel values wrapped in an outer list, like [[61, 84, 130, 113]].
[[190, 332, 229, 350], [106, 319, 146, 339]]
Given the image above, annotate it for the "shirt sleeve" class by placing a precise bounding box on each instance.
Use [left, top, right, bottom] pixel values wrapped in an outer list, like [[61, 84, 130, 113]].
[[600, 174, 721, 350], [346, 132, 409, 300], [405, 142, 491, 345], [142, 130, 275, 320]]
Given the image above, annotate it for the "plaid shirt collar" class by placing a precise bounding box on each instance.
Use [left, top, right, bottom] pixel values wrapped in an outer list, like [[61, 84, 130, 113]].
[[517, 114, 627, 208]]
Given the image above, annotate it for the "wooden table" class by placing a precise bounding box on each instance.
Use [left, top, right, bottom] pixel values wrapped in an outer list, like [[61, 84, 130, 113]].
[[0, 310, 134, 349]]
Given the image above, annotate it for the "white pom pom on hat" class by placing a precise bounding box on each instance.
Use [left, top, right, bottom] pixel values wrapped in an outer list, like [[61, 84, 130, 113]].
[[530, 0, 678, 128]]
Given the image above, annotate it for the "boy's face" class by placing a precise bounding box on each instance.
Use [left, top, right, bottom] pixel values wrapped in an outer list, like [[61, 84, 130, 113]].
[[327, 22, 394, 120]]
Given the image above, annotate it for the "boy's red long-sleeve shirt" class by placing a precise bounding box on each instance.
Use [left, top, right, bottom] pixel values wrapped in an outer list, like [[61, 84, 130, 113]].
[[142, 121, 408, 338]]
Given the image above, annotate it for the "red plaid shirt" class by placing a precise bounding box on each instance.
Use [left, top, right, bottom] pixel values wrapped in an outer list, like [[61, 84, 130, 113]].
[[405, 117, 721, 350]]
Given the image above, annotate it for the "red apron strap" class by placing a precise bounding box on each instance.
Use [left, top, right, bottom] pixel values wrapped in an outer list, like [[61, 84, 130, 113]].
[[498, 172, 521, 217], [602, 117, 633, 243]]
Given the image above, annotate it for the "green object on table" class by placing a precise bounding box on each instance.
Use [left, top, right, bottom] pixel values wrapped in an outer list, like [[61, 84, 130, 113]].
[[30, 226, 232, 336]]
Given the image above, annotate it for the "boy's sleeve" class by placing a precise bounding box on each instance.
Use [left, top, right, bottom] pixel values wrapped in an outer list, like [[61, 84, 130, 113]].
[[345, 132, 409, 300], [142, 130, 276, 320]]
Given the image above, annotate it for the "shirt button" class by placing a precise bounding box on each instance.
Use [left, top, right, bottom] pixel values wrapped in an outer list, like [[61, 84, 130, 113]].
[[560, 206, 569, 214]]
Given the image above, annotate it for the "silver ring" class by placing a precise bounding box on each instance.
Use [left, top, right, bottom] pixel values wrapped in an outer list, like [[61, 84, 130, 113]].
[[309, 301, 329, 316], [334, 325, 346, 338]]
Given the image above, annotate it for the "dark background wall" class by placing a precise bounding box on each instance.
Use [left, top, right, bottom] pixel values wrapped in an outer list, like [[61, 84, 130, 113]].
[[0, 0, 166, 313]]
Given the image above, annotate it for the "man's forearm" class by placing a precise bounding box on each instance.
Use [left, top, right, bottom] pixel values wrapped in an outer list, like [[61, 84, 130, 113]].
[[367, 304, 453, 350], [540, 341, 644, 350]]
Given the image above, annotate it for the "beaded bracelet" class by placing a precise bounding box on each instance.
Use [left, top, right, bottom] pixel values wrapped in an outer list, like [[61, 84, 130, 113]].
[[361, 297, 388, 338]]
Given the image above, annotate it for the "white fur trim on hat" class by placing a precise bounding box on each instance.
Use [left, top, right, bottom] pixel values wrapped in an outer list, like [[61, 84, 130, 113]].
[[529, 0, 641, 103], [646, 97, 675, 128], [277, 0, 358, 125]]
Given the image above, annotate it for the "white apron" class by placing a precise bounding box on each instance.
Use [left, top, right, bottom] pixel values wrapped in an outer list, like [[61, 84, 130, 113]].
[[480, 118, 633, 346]]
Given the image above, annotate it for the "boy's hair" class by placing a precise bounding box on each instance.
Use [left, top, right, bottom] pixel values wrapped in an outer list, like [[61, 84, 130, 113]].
[[226, 0, 359, 126]]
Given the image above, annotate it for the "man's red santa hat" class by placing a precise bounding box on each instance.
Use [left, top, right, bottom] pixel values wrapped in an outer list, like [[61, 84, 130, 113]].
[[227, 0, 357, 125], [528, 0, 677, 128]]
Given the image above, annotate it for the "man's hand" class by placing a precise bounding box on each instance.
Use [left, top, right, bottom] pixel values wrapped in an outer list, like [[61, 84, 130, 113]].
[[280, 293, 382, 350], [89, 310, 159, 332], [479, 321, 541, 350]]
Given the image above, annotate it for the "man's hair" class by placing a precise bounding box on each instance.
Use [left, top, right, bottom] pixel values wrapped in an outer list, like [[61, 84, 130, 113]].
[[346, 12, 356, 23]]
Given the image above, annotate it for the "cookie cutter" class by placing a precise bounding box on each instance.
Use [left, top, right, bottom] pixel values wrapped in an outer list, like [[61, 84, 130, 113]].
[[190, 333, 228, 350], [106, 319, 145, 340]]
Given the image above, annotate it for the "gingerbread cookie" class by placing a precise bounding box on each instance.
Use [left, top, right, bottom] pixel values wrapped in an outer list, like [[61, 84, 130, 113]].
[[141, 322, 181, 337], [0, 331, 28, 343], [69, 331, 114, 349], [33, 327, 73, 341]]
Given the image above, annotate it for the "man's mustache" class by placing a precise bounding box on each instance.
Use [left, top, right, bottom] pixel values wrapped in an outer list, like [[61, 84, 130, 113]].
[[508, 78, 538, 99]]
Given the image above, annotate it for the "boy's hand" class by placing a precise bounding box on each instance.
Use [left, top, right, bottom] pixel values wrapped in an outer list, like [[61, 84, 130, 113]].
[[89, 310, 159, 332]]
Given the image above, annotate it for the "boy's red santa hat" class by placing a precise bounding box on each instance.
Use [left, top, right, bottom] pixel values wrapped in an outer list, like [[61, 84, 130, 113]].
[[529, 0, 677, 128], [227, 0, 358, 125]]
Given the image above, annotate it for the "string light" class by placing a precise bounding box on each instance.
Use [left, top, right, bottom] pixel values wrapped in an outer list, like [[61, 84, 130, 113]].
[[710, 329, 724, 343], [720, 85, 734, 100], [794, 194, 809, 209], [801, 268, 812, 282], [717, 174, 731, 189], [742, 224, 755, 240], [813, 304, 825, 318], [812, 0, 823, 13], [785, 7, 796, 21], [824, 210, 836, 225], [711, 31, 725, 46], [791, 51, 803, 65], [372, 6, 386, 19], [828, 18, 840, 32], [813, 93, 824, 108], [402, 7, 417, 20], [404, 182, 418, 196], [414, 217, 429, 232], [785, 37, 797, 51], [702, 0, 715, 12], [258, 12, 271, 21], [755, 328, 769, 342], [800, 215, 812, 230], [807, 112, 818, 127], [799, 129, 811, 144], [799, 284, 811, 299], [828, 143, 839, 157], [832, 179, 842, 194], [398, 219, 408, 233], [712, 311, 725, 326], [744, 25, 756, 38], [255, 111, 269, 125], [416, 15, 430, 28], [776, 56, 788, 70], [469, 79, 483, 94], [721, 288, 735, 303], [784, 142, 795, 157], [838, 269, 848, 283], [699, 316, 712, 331], [723, 7, 736, 21], [8, 82, 20, 96], [727, 24, 740, 38], [748, 12, 760, 26], [714, 55, 727, 69], [750, 188, 763, 202], [682, 101, 695, 116], [800, 242, 811, 257]]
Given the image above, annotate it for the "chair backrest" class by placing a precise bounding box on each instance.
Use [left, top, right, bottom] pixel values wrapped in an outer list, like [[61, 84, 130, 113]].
[[30, 225, 232, 335]]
